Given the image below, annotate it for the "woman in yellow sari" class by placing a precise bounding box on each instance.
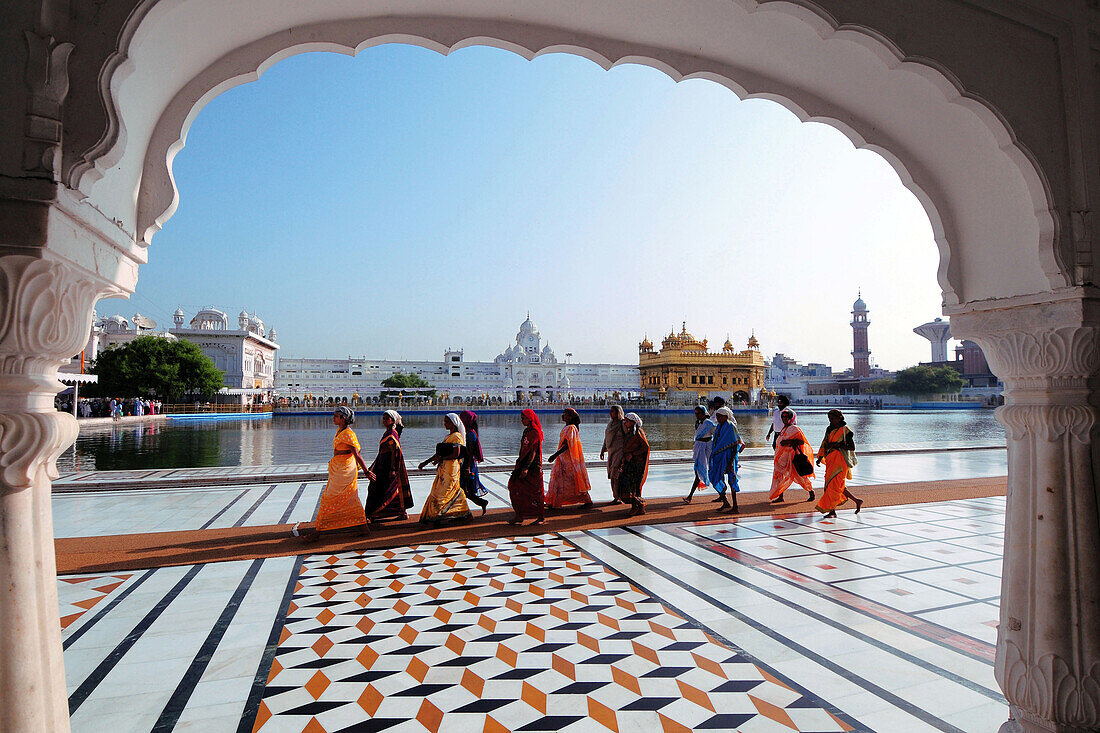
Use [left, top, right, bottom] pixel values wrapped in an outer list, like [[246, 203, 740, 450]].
[[299, 406, 372, 540], [814, 409, 864, 518], [417, 413, 473, 525], [769, 409, 816, 504]]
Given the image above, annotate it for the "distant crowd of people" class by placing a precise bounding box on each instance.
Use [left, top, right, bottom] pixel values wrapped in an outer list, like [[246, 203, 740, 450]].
[[295, 395, 864, 541], [54, 396, 163, 419]]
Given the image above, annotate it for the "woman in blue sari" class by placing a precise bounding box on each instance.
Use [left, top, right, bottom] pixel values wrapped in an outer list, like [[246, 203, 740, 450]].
[[709, 407, 744, 514]]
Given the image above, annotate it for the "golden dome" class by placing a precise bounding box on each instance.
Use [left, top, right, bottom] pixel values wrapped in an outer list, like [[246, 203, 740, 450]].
[[639, 336, 654, 351], [747, 332, 760, 349], [723, 335, 734, 351]]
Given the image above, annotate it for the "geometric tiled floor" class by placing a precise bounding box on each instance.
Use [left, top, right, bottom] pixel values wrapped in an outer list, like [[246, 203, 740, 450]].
[[59, 449, 1010, 732], [251, 536, 856, 732]]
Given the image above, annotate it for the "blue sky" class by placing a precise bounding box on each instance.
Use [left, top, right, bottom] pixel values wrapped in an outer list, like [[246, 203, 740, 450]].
[[98, 44, 944, 369]]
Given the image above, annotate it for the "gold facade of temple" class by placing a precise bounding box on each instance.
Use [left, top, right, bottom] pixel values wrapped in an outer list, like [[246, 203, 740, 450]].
[[639, 323, 766, 401]]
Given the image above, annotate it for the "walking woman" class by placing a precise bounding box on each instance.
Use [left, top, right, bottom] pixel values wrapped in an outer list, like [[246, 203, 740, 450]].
[[364, 410, 413, 521], [417, 413, 472, 525], [300, 406, 372, 540], [459, 410, 490, 515], [600, 405, 626, 504], [507, 409, 546, 525], [815, 409, 864, 518], [769, 409, 816, 504], [684, 405, 716, 503], [709, 407, 744, 513], [545, 407, 594, 509], [618, 412, 650, 516]]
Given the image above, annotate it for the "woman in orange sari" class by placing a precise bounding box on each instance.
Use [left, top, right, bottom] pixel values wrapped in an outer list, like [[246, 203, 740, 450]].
[[618, 412, 650, 517], [545, 407, 594, 509], [300, 406, 372, 540], [815, 409, 864, 518], [769, 409, 816, 504]]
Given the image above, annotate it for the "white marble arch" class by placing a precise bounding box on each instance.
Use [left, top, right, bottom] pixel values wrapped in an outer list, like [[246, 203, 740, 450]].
[[1, 2, 1098, 733]]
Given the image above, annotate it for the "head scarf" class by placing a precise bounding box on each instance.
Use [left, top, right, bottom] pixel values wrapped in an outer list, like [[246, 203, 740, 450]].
[[334, 405, 355, 426], [444, 412, 466, 442], [624, 412, 643, 428], [715, 406, 735, 424], [780, 408, 796, 425], [563, 407, 581, 426], [521, 408, 544, 441], [827, 409, 846, 426], [459, 410, 483, 461], [383, 409, 403, 435]]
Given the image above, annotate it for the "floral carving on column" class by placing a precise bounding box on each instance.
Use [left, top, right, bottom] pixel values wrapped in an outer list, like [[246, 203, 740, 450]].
[[952, 300, 1100, 732]]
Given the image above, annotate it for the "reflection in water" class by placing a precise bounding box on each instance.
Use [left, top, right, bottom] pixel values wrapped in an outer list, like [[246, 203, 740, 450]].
[[60, 409, 1006, 473]]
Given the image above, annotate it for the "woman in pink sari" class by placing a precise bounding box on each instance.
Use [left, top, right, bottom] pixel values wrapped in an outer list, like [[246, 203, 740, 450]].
[[769, 409, 816, 504], [545, 407, 593, 509]]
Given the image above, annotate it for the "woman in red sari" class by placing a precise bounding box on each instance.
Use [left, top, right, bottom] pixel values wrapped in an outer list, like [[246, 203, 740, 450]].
[[545, 407, 594, 509], [618, 412, 650, 516], [507, 409, 545, 525], [769, 409, 816, 504], [364, 410, 413, 521], [815, 409, 864, 518]]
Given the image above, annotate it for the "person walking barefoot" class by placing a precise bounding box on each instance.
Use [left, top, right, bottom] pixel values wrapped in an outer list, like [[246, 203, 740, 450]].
[[618, 413, 650, 517], [684, 405, 716, 504], [417, 414, 473, 526], [708, 407, 745, 514], [545, 407, 594, 510], [298, 406, 373, 541], [814, 409, 864, 518], [507, 409, 546, 525], [458, 411, 490, 515], [600, 405, 626, 505], [768, 409, 815, 505]]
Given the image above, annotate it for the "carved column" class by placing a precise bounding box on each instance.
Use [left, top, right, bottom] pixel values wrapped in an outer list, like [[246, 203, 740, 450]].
[[0, 254, 105, 733], [952, 297, 1100, 733]]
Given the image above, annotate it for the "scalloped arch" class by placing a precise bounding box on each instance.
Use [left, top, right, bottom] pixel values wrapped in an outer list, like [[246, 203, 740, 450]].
[[73, 2, 1064, 307]]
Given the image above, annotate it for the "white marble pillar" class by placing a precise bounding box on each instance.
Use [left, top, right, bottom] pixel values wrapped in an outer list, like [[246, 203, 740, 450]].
[[953, 298, 1100, 733]]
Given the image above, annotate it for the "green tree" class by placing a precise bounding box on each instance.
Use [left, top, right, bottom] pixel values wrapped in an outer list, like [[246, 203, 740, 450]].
[[90, 336, 224, 401], [381, 372, 436, 399], [891, 365, 964, 397], [864, 378, 896, 395]]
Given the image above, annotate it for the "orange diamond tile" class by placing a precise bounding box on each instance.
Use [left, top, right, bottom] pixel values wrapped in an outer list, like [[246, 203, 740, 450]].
[[658, 713, 692, 733], [749, 694, 798, 730], [611, 664, 641, 695], [530, 584, 546, 598], [302, 717, 326, 733], [388, 580, 404, 592], [287, 601, 298, 614], [399, 624, 418, 644], [446, 633, 466, 655], [278, 627, 292, 645], [304, 671, 330, 700], [453, 573, 468, 585], [426, 586, 441, 599], [418, 568, 432, 579], [357, 684, 384, 716], [466, 548, 478, 557], [386, 563, 400, 573], [251, 701, 272, 732], [416, 699, 445, 733], [691, 651, 727, 679], [356, 616, 375, 634], [631, 641, 659, 665], [407, 656, 429, 683], [677, 679, 715, 713], [444, 557, 457, 568], [590, 578, 607, 590], [266, 658, 283, 682], [311, 635, 334, 658], [464, 591, 482, 606], [552, 653, 575, 680], [578, 632, 599, 652], [461, 668, 484, 697], [506, 598, 523, 613], [477, 562, 491, 572], [614, 597, 635, 612], [597, 613, 620, 631], [319, 587, 336, 601], [355, 559, 367, 569], [550, 605, 569, 621], [587, 696, 619, 732], [521, 681, 546, 714], [549, 572, 565, 584], [434, 607, 452, 623], [383, 550, 396, 559], [490, 579, 506, 591], [316, 608, 335, 625], [496, 643, 518, 668], [323, 569, 338, 581], [325, 555, 339, 564], [394, 600, 411, 615], [525, 622, 546, 642], [648, 621, 676, 640], [355, 575, 369, 587], [355, 593, 371, 607], [357, 645, 379, 669], [570, 590, 588, 604], [478, 615, 497, 632]]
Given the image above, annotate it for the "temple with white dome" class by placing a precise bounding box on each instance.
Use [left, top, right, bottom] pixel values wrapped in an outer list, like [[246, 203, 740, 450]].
[[275, 315, 639, 402]]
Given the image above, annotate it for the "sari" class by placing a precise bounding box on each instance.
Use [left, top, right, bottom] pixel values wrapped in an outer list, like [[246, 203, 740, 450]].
[[365, 428, 413, 520], [545, 424, 592, 508], [708, 421, 741, 494], [508, 425, 544, 519], [460, 429, 489, 500], [619, 429, 649, 506], [420, 432, 472, 525], [316, 427, 367, 531], [693, 417, 717, 485], [769, 423, 815, 500], [816, 425, 855, 513]]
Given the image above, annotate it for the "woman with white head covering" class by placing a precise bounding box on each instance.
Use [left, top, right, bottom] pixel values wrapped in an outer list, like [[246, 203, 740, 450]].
[[617, 412, 650, 516], [365, 410, 413, 521], [709, 406, 745, 514], [684, 405, 717, 504], [299, 405, 372, 540], [770, 409, 815, 504], [417, 413, 472, 525]]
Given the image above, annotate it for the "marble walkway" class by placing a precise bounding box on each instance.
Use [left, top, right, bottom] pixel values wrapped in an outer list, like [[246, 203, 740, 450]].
[[57, 446, 1009, 732]]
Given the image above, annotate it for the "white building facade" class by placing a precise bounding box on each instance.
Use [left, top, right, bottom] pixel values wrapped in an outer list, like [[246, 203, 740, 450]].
[[275, 316, 639, 402]]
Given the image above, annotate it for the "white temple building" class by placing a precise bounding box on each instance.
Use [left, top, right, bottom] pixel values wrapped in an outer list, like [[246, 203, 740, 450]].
[[275, 315, 639, 402]]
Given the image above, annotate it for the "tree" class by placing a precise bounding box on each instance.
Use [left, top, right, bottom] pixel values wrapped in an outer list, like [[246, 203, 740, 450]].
[[381, 372, 436, 399], [864, 378, 896, 395], [90, 336, 224, 401], [891, 365, 964, 397]]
